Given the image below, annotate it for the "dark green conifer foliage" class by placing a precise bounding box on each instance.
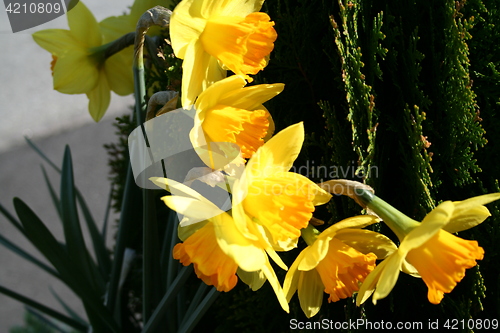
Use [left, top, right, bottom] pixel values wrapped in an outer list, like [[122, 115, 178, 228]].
[[208, 0, 500, 331]]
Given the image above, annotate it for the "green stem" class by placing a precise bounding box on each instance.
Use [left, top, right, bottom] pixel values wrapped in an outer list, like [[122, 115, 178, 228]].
[[301, 224, 320, 246], [356, 189, 420, 241]]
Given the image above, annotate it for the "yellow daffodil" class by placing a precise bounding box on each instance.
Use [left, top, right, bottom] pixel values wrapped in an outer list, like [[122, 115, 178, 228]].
[[150, 177, 290, 312], [170, 0, 277, 106], [32, 2, 133, 121], [355, 192, 500, 305], [191, 75, 283, 162], [231, 122, 332, 251], [283, 217, 396, 318]]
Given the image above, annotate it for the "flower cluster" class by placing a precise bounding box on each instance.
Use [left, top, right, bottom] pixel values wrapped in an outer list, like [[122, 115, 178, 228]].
[[33, 0, 500, 319], [150, 0, 500, 317]]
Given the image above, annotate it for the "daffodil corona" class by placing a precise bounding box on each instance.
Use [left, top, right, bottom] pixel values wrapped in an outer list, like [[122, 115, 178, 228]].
[[170, 0, 277, 106]]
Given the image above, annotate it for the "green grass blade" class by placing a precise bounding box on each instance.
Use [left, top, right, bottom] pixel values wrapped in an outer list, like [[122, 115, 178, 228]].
[[0, 232, 59, 278], [13, 197, 119, 332], [0, 284, 88, 332], [75, 188, 112, 281], [49, 287, 88, 327], [0, 201, 25, 234], [101, 184, 113, 240], [142, 265, 193, 333], [25, 137, 61, 173], [60, 146, 92, 275], [180, 283, 208, 325], [106, 165, 143, 315], [40, 165, 63, 222], [25, 307, 73, 333], [178, 288, 219, 333], [60, 146, 106, 293]]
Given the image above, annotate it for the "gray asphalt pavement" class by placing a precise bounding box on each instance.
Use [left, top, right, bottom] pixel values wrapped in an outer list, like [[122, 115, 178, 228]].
[[0, 1, 137, 330]]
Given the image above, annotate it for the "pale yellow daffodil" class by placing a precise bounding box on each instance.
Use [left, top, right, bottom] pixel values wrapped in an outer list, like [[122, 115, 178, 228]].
[[232, 122, 332, 251], [170, 0, 277, 106], [356, 192, 500, 305], [191, 75, 283, 162], [150, 177, 290, 312], [32, 2, 133, 121], [283, 217, 396, 318]]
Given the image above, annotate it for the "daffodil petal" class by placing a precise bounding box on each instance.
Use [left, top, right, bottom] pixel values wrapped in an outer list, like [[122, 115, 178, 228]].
[[401, 259, 420, 277], [356, 256, 389, 305], [104, 51, 134, 96], [246, 122, 304, 178], [452, 192, 500, 213], [170, 0, 207, 58], [372, 251, 405, 304], [161, 196, 224, 222], [212, 213, 266, 272], [444, 206, 491, 233], [53, 52, 99, 94], [283, 250, 306, 302], [218, 83, 285, 110], [195, 75, 247, 112], [265, 247, 288, 271], [298, 235, 333, 271], [181, 40, 226, 107], [86, 75, 110, 122], [150, 177, 216, 204], [335, 229, 397, 260], [237, 268, 266, 291], [32, 29, 82, 55], [320, 215, 380, 239], [399, 201, 454, 253], [189, 0, 264, 19], [100, 15, 134, 43], [67, 2, 101, 47], [298, 269, 323, 318], [261, 260, 289, 313]]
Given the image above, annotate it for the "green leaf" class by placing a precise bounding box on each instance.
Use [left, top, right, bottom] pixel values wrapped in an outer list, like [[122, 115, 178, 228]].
[[75, 188, 112, 281], [40, 165, 63, 223], [0, 284, 88, 332], [13, 197, 119, 332], [0, 202, 25, 234], [142, 265, 193, 333], [0, 232, 59, 279], [106, 165, 143, 315], [49, 287, 88, 327], [59, 146, 106, 294], [178, 288, 219, 333], [24, 137, 61, 173]]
